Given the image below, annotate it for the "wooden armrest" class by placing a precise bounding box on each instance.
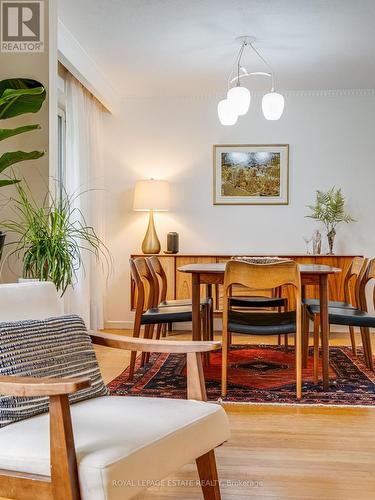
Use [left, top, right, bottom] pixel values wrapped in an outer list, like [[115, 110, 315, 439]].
[[0, 376, 91, 397], [90, 331, 221, 353]]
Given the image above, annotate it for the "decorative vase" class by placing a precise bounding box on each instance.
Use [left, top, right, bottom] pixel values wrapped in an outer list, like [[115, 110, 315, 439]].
[[312, 230, 322, 254], [327, 228, 336, 255], [166, 232, 179, 254]]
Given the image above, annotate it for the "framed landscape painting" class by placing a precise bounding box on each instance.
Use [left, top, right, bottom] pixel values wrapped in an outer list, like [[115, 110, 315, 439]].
[[213, 144, 289, 205]]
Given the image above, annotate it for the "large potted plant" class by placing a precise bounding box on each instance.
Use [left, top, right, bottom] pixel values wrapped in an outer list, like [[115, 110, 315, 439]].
[[306, 187, 355, 254], [0, 78, 46, 261], [1, 182, 110, 295]]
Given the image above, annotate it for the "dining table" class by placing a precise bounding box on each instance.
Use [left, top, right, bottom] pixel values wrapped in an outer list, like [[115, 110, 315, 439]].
[[178, 262, 341, 391]]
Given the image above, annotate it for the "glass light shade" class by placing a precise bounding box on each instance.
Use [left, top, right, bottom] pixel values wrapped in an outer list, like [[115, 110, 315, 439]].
[[262, 91, 285, 120], [217, 99, 238, 126], [227, 86, 251, 116], [133, 179, 170, 211]]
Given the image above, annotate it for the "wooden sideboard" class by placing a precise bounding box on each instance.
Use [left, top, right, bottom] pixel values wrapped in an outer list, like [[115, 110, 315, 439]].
[[130, 254, 360, 312]]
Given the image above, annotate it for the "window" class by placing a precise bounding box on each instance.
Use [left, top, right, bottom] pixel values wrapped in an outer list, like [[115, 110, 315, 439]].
[[57, 108, 66, 200]]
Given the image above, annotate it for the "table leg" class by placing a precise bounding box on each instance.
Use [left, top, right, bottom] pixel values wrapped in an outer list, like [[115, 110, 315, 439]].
[[319, 275, 330, 391], [301, 285, 308, 367], [206, 284, 214, 341], [192, 273, 201, 341]]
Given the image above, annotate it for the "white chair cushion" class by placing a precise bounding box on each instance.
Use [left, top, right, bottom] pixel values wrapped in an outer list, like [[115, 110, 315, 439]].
[[0, 395, 230, 500], [0, 282, 63, 321]]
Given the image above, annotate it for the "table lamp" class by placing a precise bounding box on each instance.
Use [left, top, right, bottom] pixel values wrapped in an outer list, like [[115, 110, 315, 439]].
[[133, 179, 170, 254]]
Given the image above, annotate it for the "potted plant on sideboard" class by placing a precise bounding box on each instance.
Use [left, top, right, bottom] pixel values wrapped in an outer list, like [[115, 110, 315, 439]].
[[306, 187, 355, 254], [0, 78, 46, 263]]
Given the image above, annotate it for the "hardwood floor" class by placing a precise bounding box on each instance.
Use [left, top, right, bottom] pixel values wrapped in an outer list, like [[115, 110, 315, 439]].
[[96, 329, 375, 500]]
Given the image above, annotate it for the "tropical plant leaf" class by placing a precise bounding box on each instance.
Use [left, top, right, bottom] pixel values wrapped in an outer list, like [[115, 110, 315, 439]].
[[0, 150, 45, 173], [0, 124, 41, 142], [0, 79, 46, 119], [0, 179, 20, 188]]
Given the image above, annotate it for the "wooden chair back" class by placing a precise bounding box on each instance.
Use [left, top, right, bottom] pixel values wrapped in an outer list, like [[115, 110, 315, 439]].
[[130, 258, 158, 317], [344, 256, 367, 306], [223, 259, 301, 299], [147, 256, 168, 302], [358, 258, 375, 311]]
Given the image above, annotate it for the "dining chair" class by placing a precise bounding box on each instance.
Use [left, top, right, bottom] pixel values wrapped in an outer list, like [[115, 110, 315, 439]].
[[307, 258, 375, 378], [221, 259, 302, 399], [147, 255, 213, 340], [303, 256, 367, 364], [129, 257, 209, 379]]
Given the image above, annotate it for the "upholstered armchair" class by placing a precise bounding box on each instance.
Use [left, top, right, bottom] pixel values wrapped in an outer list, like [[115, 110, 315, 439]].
[[0, 282, 230, 500]]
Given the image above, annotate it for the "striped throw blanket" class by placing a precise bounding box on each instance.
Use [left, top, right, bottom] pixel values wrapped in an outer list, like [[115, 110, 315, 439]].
[[0, 314, 109, 428]]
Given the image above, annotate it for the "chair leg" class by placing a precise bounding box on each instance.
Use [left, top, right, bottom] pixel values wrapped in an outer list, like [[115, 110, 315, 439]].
[[360, 327, 370, 368], [221, 327, 229, 398], [196, 450, 221, 500], [209, 301, 214, 341], [313, 315, 320, 384], [168, 322, 173, 333], [349, 326, 357, 357], [302, 306, 309, 368], [162, 323, 167, 337], [284, 334, 289, 353], [277, 334, 281, 346], [141, 325, 152, 366], [202, 307, 210, 365], [363, 327, 373, 371], [129, 318, 142, 381], [156, 323, 163, 340]]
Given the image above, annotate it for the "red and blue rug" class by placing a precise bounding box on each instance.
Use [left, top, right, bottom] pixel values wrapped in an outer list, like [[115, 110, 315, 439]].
[[108, 345, 375, 406]]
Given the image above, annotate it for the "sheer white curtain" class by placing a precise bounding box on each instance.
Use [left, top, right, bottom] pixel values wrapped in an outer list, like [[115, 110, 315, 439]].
[[64, 73, 106, 329]]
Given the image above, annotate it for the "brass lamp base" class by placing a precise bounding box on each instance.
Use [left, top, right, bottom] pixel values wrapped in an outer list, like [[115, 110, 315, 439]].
[[141, 210, 161, 254]]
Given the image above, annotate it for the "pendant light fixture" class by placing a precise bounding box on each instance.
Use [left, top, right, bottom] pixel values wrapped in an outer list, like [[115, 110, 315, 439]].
[[218, 36, 285, 125]]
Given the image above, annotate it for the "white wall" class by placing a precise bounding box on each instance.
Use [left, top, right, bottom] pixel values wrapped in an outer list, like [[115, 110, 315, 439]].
[[103, 90, 375, 327]]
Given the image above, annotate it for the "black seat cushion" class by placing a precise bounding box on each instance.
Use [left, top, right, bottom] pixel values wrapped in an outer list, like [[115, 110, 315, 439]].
[[141, 306, 193, 324], [228, 310, 296, 335], [159, 298, 211, 307], [303, 298, 355, 309], [308, 305, 375, 328], [230, 296, 287, 308]]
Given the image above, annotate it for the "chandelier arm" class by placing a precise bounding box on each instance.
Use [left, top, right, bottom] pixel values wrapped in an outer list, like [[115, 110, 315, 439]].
[[227, 41, 246, 90], [249, 42, 275, 91]]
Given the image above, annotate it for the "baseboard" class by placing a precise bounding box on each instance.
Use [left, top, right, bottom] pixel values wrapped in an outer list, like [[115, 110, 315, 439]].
[[104, 320, 135, 329]]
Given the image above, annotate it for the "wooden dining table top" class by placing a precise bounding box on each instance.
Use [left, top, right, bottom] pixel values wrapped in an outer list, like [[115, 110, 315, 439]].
[[178, 262, 341, 275]]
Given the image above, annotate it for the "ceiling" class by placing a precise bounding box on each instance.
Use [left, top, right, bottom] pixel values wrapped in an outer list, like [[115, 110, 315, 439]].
[[58, 0, 375, 98]]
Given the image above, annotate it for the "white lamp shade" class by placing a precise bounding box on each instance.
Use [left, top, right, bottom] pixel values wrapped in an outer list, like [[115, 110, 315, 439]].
[[262, 91, 285, 120], [217, 99, 238, 126], [227, 86, 251, 116], [133, 179, 170, 211]]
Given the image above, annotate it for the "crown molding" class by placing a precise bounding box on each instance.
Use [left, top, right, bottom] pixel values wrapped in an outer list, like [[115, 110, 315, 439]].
[[122, 88, 375, 102]]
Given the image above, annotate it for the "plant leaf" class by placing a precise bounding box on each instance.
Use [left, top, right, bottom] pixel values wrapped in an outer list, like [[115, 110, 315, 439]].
[[0, 179, 20, 187], [0, 79, 46, 119], [0, 124, 41, 142], [0, 150, 45, 173]]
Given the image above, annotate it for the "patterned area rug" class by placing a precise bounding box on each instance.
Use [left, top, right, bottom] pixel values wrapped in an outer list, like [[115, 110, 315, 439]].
[[108, 345, 375, 406]]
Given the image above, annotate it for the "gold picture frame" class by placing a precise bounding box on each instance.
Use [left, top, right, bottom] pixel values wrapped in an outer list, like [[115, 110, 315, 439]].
[[213, 144, 289, 205]]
